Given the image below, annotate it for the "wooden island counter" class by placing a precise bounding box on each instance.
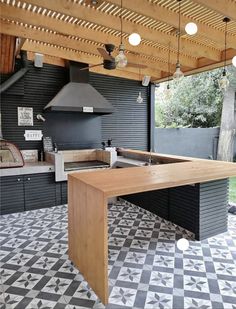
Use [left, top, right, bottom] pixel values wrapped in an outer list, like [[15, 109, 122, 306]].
[[68, 149, 236, 304]]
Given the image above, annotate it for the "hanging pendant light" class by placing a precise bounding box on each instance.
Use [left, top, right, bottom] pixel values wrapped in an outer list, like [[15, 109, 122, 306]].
[[136, 91, 143, 103], [165, 42, 172, 99], [219, 17, 230, 91], [232, 56, 236, 68], [185, 22, 198, 35], [137, 68, 143, 103], [115, 0, 128, 68], [173, 0, 184, 81], [128, 32, 141, 46]]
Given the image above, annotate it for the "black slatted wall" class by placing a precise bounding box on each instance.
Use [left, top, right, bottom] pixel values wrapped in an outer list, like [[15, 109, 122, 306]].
[[0, 62, 149, 151], [90, 72, 149, 150]]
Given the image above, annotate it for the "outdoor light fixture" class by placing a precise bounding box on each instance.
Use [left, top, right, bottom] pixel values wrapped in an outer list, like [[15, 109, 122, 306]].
[[165, 42, 172, 99], [173, 0, 184, 81], [137, 68, 144, 103], [136, 91, 143, 103], [219, 17, 230, 91], [232, 56, 236, 67], [115, 0, 128, 68], [185, 22, 198, 35], [128, 33, 141, 46]]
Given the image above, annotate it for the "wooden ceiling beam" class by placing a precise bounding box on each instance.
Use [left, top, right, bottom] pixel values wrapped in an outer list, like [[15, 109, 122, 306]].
[[21, 40, 161, 80], [7, 0, 221, 61], [0, 3, 196, 68], [108, 0, 236, 48], [0, 19, 169, 74], [193, 0, 236, 22]]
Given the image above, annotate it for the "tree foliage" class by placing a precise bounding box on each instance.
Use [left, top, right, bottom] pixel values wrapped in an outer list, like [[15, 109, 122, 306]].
[[155, 68, 228, 128]]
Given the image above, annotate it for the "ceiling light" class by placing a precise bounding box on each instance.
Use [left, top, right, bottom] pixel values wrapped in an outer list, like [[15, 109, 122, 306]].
[[136, 91, 143, 103], [185, 22, 198, 35], [219, 17, 230, 91], [165, 42, 172, 99], [173, 0, 184, 81], [232, 56, 236, 67], [115, 44, 128, 68], [128, 33, 141, 46]]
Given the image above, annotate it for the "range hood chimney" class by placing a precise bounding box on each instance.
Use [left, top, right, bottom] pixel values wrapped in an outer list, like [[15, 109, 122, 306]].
[[44, 62, 114, 114]]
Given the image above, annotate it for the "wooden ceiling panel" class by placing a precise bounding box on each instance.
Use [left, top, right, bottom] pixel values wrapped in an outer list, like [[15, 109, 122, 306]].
[[0, 0, 235, 81], [0, 33, 16, 73]]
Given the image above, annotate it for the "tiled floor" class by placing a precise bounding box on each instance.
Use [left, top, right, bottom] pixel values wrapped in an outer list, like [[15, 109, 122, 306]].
[[0, 200, 236, 309]]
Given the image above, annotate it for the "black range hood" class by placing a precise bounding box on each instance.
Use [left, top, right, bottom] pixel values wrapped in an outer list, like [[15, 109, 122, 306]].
[[44, 62, 114, 114]]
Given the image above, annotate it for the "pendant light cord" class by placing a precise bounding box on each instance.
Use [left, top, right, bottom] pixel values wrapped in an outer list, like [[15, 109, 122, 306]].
[[177, 0, 181, 64], [167, 42, 171, 86], [120, 0, 123, 44], [224, 19, 227, 69]]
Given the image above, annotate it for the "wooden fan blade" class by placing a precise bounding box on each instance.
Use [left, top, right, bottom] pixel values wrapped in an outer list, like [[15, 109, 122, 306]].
[[97, 48, 113, 61], [126, 62, 147, 69], [79, 63, 103, 71]]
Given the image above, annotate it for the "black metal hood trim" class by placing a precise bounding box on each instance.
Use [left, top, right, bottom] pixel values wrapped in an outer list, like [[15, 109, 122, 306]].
[[44, 62, 114, 114]]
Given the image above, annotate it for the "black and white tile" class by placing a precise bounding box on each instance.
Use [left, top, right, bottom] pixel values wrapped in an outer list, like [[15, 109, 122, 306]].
[[1, 200, 236, 308]]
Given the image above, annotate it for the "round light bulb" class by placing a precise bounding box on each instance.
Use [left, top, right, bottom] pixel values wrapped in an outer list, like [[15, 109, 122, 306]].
[[232, 56, 236, 67], [128, 33, 141, 46], [173, 63, 184, 80], [177, 238, 190, 251], [115, 45, 128, 68], [136, 91, 143, 103], [219, 74, 230, 91], [185, 22, 198, 35]]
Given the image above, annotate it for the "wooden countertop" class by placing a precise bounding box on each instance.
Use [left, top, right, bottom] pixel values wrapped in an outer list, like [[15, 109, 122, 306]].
[[68, 150, 236, 198]]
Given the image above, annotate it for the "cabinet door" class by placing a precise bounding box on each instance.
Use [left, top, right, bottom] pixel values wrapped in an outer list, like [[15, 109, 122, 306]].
[[0, 176, 24, 215], [24, 173, 57, 211], [61, 181, 68, 204]]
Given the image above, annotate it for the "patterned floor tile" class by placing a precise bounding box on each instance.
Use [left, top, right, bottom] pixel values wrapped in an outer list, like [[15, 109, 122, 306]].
[[0, 201, 236, 309]]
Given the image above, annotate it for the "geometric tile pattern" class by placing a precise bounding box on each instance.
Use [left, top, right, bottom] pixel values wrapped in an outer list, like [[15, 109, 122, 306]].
[[0, 199, 236, 309]]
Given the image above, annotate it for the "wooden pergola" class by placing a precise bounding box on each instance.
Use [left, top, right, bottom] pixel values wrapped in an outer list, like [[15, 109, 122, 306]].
[[0, 0, 236, 82]]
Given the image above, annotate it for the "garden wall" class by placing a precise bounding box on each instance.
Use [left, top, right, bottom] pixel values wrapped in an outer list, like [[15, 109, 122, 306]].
[[154, 127, 236, 159]]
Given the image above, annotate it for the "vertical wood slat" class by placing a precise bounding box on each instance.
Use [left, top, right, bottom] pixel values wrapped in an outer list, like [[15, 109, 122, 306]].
[[0, 34, 16, 74]]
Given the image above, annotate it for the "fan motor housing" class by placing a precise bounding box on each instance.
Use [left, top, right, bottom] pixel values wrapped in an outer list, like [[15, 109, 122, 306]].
[[104, 59, 116, 70]]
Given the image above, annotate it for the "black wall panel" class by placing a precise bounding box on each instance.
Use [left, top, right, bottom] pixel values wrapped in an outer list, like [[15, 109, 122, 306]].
[[1, 62, 149, 151]]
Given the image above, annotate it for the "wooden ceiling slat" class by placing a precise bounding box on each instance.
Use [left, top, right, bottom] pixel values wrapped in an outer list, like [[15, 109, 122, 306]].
[[193, 0, 236, 22], [0, 19, 168, 75], [0, 4, 197, 68], [8, 0, 221, 60]]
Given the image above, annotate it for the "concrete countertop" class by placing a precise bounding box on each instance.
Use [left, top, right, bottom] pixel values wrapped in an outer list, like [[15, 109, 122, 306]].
[[0, 162, 55, 177]]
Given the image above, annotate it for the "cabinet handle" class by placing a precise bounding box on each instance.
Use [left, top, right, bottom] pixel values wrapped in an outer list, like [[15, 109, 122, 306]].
[[17, 178, 21, 182], [27, 177, 31, 181]]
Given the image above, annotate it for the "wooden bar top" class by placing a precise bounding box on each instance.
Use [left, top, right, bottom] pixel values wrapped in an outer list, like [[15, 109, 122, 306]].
[[68, 150, 236, 198]]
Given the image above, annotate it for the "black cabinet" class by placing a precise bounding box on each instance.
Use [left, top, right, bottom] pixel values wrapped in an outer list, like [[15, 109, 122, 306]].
[[24, 173, 58, 211], [61, 181, 68, 205], [0, 173, 63, 215], [0, 176, 25, 215]]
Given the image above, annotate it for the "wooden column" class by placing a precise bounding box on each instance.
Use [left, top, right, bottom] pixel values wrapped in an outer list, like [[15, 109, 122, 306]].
[[68, 176, 108, 304]]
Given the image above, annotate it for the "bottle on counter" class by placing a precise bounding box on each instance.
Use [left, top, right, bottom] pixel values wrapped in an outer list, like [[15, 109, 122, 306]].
[[54, 143, 58, 153]]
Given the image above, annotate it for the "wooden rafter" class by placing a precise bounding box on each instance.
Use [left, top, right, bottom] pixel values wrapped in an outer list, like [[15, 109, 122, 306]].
[[0, 0, 235, 82], [0, 3, 197, 68], [0, 19, 171, 74], [3, 0, 221, 61]]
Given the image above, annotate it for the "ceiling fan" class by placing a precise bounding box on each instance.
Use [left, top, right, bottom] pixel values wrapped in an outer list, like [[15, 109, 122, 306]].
[[80, 44, 147, 71]]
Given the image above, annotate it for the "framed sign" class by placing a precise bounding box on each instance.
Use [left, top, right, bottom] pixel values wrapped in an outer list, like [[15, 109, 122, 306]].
[[24, 130, 43, 141], [43, 136, 53, 152], [18, 107, 33, 126]]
